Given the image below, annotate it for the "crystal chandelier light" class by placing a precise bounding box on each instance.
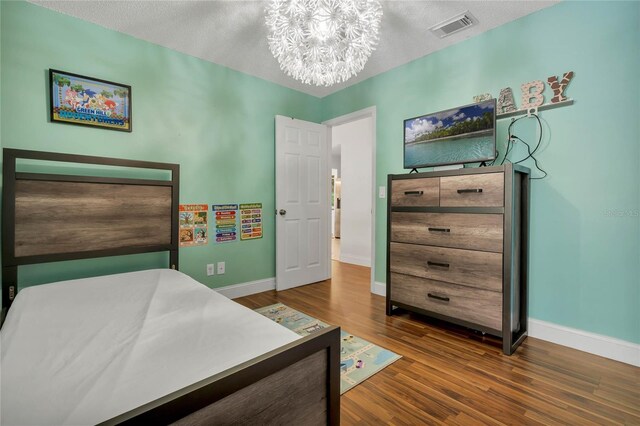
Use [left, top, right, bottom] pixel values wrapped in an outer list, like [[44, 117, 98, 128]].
[[265, 0, 383, 87]]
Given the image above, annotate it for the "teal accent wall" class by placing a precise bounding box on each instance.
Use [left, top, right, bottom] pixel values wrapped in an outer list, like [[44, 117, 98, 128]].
[[0, 1, 321, 289], [1, 1, 638, 344], [321, 1, 640, 344]]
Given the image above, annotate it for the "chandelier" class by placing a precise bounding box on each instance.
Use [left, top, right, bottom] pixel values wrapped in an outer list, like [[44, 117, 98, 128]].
[[265, 0, 383, 87]]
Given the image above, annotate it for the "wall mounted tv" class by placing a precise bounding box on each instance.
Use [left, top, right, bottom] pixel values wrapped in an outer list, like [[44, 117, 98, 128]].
[[403, 99, 496, 169]]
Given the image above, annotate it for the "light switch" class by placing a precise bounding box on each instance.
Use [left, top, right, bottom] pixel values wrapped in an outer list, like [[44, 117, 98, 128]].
[[379, 186, 386, 198]]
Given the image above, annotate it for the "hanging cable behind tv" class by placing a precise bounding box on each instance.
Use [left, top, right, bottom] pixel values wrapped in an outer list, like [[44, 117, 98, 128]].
[[496, 113, 548, 179]]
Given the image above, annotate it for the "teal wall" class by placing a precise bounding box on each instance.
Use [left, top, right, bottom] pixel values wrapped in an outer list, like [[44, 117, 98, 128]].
[[1, 1, 638, 344], [0, 1, 321, 289], [321, 1, 640, 344]]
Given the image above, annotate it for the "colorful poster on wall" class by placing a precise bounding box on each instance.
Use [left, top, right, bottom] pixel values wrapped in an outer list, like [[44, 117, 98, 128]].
[[49, 69, 132, 132], [179, 204, 208, 247], [240, 203, 263, 240], [212, 204, 239, 243]]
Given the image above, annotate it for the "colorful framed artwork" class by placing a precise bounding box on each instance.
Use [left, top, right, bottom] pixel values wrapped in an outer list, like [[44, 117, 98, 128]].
[[49, 69, 132, 132]]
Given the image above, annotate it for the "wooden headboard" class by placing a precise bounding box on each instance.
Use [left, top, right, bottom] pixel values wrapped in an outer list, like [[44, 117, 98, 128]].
[[2, 148, 180, 311]]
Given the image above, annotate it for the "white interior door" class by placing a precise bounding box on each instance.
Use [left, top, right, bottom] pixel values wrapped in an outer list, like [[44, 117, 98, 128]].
[[275, 116, 330, 291]]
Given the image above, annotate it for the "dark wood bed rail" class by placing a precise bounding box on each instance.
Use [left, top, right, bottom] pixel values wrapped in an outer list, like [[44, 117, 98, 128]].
[[1, 148, 180, 313], [101, 325, 341, 425]]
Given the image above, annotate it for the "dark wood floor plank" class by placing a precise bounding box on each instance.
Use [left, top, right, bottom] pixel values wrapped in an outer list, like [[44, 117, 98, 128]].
[[393, 371, 510, 425], [236, 261, 640, 425], [515, 370, 640, 423]]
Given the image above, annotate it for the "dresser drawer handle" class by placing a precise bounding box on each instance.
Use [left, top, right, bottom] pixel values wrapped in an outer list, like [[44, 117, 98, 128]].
[[427, 293, 450, 302], [427, 261, 450, 269], [404, 190, 424, 196], [457, 188, 483, 194], [428, 227, 450, 233]]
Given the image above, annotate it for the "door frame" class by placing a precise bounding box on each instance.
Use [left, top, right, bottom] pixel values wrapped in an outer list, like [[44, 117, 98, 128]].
[[323, 106, 378, 295]]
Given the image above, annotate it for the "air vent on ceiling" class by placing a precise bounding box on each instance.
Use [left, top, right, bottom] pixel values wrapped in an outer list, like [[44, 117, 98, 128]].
[[429, 11, 477, 38]]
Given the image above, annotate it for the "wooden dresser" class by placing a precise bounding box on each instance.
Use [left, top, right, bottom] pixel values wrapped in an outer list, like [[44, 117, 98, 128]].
[[386, 164, 530, 355]]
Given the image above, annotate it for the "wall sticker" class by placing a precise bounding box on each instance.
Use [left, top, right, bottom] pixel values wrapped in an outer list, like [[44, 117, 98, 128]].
[[179, 204, 209, 247], [212, 204, 239, 243]]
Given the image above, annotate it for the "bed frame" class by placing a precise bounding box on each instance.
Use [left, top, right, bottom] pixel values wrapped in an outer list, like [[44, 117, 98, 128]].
[[1, 148, 340, 425]]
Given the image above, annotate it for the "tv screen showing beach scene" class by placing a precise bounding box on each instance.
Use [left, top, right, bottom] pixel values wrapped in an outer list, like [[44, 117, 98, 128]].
[[404, 99, 496, 169]]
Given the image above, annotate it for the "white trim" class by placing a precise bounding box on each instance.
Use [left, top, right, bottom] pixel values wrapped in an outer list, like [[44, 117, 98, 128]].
[[324, 125, 333, 281], [217, 277, 640, 366], [323, 106, 377, 127], [528, 318, 640, 367], [216, 277, 275, 299], [369, 282, 639, 365], [323, 106, 377, 295], [372, 281, 386, 297], [339, 253, 371, 267]]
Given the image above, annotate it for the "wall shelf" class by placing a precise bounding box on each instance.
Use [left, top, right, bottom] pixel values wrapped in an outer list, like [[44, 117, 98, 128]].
[[496, 99, 574, 120]]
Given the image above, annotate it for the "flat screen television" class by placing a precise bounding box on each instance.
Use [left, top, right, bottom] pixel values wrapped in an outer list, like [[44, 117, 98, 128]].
[[403, 99, 496, 169]]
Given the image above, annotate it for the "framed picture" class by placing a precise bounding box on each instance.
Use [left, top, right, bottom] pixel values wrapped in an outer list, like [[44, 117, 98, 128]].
[[49, 69, 132, 132]]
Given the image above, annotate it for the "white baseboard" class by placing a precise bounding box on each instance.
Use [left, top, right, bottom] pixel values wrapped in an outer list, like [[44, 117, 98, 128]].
[[216, 277, 275, 299], [372, 281, 386, 297], [528, 318, 640, 367], [372, 280, 638, 366], [339, 253, 371, 267], [218, 278, 640, 367]]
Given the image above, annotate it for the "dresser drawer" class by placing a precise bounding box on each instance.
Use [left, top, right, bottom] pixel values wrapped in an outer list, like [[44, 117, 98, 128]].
[[390, 273, 502, 331], [391, 178, 439, 207], [440, 173, 504, 207], [389, 242, 502, 292], [390, 212, 503, 253]]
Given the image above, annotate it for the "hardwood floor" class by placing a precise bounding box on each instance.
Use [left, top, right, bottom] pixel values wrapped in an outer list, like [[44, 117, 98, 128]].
[[237, 261, 640, 425]]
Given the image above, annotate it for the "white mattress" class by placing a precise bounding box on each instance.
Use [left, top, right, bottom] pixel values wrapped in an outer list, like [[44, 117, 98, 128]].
[[0, 269, 300, 425]]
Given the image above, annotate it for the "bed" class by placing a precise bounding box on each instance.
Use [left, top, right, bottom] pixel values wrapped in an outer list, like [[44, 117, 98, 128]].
[[1, 148, 340, 425]]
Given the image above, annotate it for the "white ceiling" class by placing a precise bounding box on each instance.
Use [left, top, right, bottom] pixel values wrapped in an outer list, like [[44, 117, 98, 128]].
[[30, 0, 557, 98]]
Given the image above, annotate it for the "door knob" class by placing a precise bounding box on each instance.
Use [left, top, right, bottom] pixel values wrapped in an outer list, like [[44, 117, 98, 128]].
[[279, 209, 287, 216]]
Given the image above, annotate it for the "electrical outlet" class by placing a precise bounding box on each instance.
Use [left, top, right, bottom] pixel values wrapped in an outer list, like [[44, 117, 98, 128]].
[[217, 261, 225, 275], [206, 264, 215, 276], [379, 186, 386, 198]]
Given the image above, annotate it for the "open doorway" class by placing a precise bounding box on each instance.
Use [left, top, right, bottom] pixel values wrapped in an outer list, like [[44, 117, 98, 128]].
[[330, 166, 341, 261], [325, 107, 376, 292]]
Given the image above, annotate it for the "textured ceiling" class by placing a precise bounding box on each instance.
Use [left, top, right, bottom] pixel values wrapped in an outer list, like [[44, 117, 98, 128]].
[[29, 0, 557, 98]]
